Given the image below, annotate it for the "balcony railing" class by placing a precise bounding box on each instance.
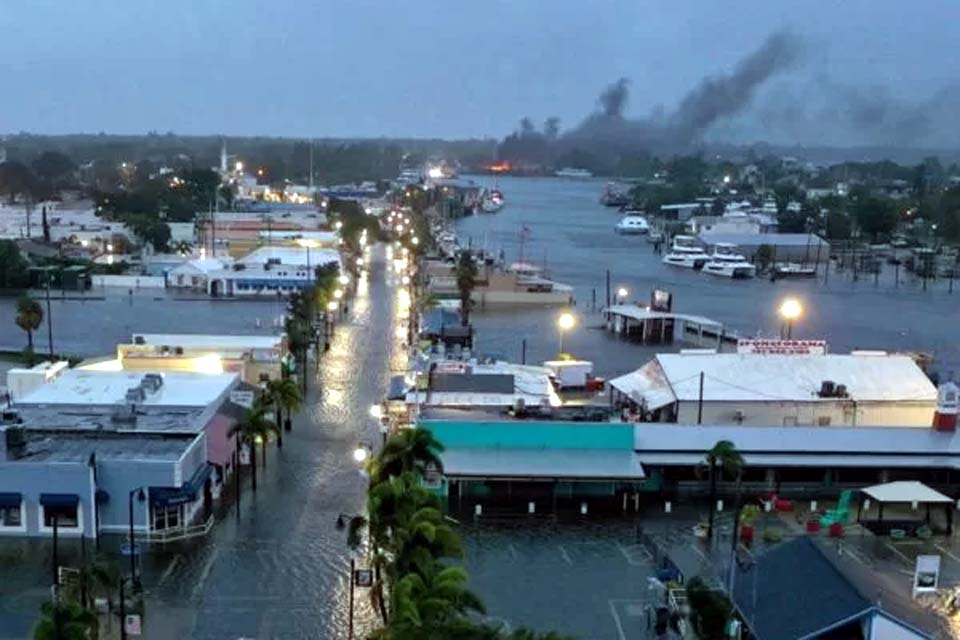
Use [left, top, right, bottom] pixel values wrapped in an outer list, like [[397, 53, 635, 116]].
[[145, 514, 215, 544]]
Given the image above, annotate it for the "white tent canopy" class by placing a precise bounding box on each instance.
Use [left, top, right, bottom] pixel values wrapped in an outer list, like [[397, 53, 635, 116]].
[[861, 481, 953, 504]]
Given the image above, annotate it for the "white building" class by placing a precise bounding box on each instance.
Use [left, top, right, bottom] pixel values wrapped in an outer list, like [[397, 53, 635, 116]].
[[610, 351, 937, 427], [169, 257, 229, 292]]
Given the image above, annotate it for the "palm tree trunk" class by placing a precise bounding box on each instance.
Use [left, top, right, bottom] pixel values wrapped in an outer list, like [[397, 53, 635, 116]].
[[707, 459, 717, 542], [275, 409, 283, 448], [250, 440, 257, 491]]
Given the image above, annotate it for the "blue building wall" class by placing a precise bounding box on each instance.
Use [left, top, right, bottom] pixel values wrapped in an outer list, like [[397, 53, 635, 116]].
[[0, 462, 94, 537], [96, 460, 177, 534]]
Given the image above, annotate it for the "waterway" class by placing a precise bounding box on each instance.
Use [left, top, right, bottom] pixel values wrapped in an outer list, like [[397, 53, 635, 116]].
[[456, 175, 960, 379]]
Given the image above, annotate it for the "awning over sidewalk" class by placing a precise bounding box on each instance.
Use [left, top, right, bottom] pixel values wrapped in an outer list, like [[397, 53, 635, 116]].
[[151, 463, 214, 507], [862, 481, 953, 504], [441, 449, 645, 481], [39, 493, 79, 508], [0, 493, 22, 508]]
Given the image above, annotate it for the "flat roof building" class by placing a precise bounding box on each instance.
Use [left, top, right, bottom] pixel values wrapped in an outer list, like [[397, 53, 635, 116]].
[[610, 351, 937, 427]]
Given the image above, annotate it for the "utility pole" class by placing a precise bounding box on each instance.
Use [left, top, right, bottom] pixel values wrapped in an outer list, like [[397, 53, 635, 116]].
[[697, 372, 705, 424], [44, 272, 53, 358]]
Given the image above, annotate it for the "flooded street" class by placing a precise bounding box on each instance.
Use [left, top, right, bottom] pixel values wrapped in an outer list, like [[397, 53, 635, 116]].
[[0, 246, 400, 639], [457, 176, 960, 378]]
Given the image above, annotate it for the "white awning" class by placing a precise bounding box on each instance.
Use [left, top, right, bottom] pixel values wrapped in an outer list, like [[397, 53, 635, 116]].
[[609, 361, 677, 411], [441, 449, 645, 481], [862, 481, 953, 504]]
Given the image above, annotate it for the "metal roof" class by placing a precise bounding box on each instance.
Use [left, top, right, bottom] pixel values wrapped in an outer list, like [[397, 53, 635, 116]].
[[603, 304, 723, 329], [441, 449, 644, 480], [132, 333, 282, 350], [861, 481, 953, 504], [431, 373, 514, 394], [7, 430, 199, 463], [651, 352, 936, 403], [609, 361, 677, 411]]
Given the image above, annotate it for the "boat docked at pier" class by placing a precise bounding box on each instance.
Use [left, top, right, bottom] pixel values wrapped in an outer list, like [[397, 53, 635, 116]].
[[479, 189, 505, 213], [662, 235, 709, 269], [702, 243, 756, 278], [614, 214, 650, 235], [555, 167, 593, 179]]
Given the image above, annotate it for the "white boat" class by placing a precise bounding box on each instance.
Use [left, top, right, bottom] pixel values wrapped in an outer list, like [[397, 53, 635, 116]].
[[702, 243, 756, 279], [480, 189, 505, 213], [615, 214, 650, 235], [662, 235, 709, 270], [774, 262, 817, 278], [554, 167, 593, 179]]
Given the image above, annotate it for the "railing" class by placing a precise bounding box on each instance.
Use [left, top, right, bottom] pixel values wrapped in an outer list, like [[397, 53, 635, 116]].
[[145, 515, 215, 544]]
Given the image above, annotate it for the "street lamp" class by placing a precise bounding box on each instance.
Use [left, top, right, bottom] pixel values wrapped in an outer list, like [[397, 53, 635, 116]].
[[616, 287, 629, 303], [339, 274, 349, 286], [557, 312, 576, 355], [127, 488, 146, 590], [352, 444, 370, 464], [778, 298, 803, 339], [335, 512, 364, 640], [369, 404, 383, 420]]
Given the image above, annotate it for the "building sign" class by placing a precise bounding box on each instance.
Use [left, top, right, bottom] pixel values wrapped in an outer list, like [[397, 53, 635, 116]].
[[124, 614, 142, 636], [913, 555, 940, 596], [736, 339, 827, 356], [650, 289, 673, 312], [230, 390, 255, 408], [354, 569, 373, 588]]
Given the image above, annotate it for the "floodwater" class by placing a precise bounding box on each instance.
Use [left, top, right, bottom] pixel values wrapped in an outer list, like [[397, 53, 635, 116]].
[[457, 176, 960, 378]]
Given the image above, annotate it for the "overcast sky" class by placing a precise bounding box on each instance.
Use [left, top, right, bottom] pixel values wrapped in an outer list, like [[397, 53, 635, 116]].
[[1, 0, 957, 144]]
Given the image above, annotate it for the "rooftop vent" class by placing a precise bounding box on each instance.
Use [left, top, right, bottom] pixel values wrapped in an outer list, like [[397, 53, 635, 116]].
[[141, 373, 164, 394], [111, 404, 137, 424], [818, 380, 836, 398], [125, 386, 146, 404], [133, 335, 145, 345]]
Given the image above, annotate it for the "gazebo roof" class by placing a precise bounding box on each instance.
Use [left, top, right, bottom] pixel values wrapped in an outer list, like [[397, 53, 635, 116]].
[[861, 481, 953, 504]]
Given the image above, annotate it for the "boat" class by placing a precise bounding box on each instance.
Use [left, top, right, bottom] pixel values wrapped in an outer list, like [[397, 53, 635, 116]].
[[702, 243, 756, 278], [662, 235, 709, 270], [615, 214, 650, 235], [554, 167, 593, 179], [774, 262, 817, 278], [479, 189, 505, 213], [600, 182, 630, 207]]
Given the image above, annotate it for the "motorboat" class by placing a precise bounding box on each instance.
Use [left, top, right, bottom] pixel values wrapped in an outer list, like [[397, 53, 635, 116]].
[[555, 167, 593, 179], [600, 182, 630, 207], [480, 189, 505, 213], [615, 214, 650, 235], [774, 262, 817, 278], [702, 243, 756, 278], [662, 235, 709, 270]]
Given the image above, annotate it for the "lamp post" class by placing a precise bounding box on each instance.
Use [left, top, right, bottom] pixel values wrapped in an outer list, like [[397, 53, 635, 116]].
[[335, 512, 363, 640], [325, 300, 337, 351], [616, 287, 629, 303], [128, 488, 146, 590], [778, 298, 803, 339], [557, 312, 576, 356]]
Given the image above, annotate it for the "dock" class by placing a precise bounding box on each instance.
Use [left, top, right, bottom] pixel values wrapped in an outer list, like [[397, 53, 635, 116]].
[[602, 304, 738, 347]]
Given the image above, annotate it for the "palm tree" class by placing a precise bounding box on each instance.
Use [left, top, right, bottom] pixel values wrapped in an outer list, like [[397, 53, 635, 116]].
[[33, 600, 98, 640], [63, 556, 119, 612], [390, 565, 485, 632], [228, 400, 277, 491], [15, 295, 43, 353], [172, 240, 193, 256], [369, 428, 444, 487], [702, 440, 744, 542], [265, 378, 303, 442], [453, 252, 478, 327]]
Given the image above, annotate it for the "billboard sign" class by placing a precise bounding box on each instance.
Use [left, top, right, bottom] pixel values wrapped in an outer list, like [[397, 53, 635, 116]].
[[736, 339, 827, 356]]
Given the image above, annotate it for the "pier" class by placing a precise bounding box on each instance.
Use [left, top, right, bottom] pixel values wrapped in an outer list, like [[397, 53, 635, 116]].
[[602, 304, 737, 347]]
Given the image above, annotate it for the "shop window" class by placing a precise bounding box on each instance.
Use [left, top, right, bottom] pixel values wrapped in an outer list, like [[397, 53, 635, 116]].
[[817, 416, 832, 426], [0, 504, 22, 528], [43, 505, 79, 528], [152, 505, 181, 531]]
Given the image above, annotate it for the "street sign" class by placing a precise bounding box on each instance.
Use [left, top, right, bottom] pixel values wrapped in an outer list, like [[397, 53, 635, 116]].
[[124, 614, 142, 636], [120, 543, 142, 557], [230, 390, 255, 408], [353, 569, 373, 588], [736, 339, 827, 355]]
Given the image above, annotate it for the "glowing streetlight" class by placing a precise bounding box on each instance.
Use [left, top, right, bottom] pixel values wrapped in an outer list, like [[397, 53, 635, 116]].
[[235, 161, 244, 173], [327, 301, 338, 312], [352, 446, 369, 464], [616, 287, 629, 302], [557, 312, 576, 355], [401, 275, 410, 285], [369, 404, 383, 420], [778, 298, 803, 339], [411, 236, 419, 246], [339, 274, 349, 285], [335, 221, 343, 231]]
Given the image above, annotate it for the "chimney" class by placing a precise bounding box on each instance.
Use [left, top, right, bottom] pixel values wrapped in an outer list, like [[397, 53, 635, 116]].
[[933, 382, 959, 431]]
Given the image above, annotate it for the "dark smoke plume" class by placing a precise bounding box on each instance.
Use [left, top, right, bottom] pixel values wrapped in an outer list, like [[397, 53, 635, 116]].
[[559, 30, 803, 156]]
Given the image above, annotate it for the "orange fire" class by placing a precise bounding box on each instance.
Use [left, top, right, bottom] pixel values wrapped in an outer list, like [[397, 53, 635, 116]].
[[485, 162, 512, 173]]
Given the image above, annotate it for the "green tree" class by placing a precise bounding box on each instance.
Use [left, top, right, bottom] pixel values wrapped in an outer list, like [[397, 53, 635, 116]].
[[264, 377, 303, 446], [853, 197, 899, 240], [228, 400, 278, 491], [31, 151, 75, 185], [703, 440, 744, 541], [33, 600, 98, 640], [15, 295, 43, 352], [755, 244, 774, 272], [0, 161, 36, 203], [825, 210, 852, 240], [390, 565, 485, 632], [0, 239, 30, 289], [454, 252, 478, 327], [370, 427, 445, 486]]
